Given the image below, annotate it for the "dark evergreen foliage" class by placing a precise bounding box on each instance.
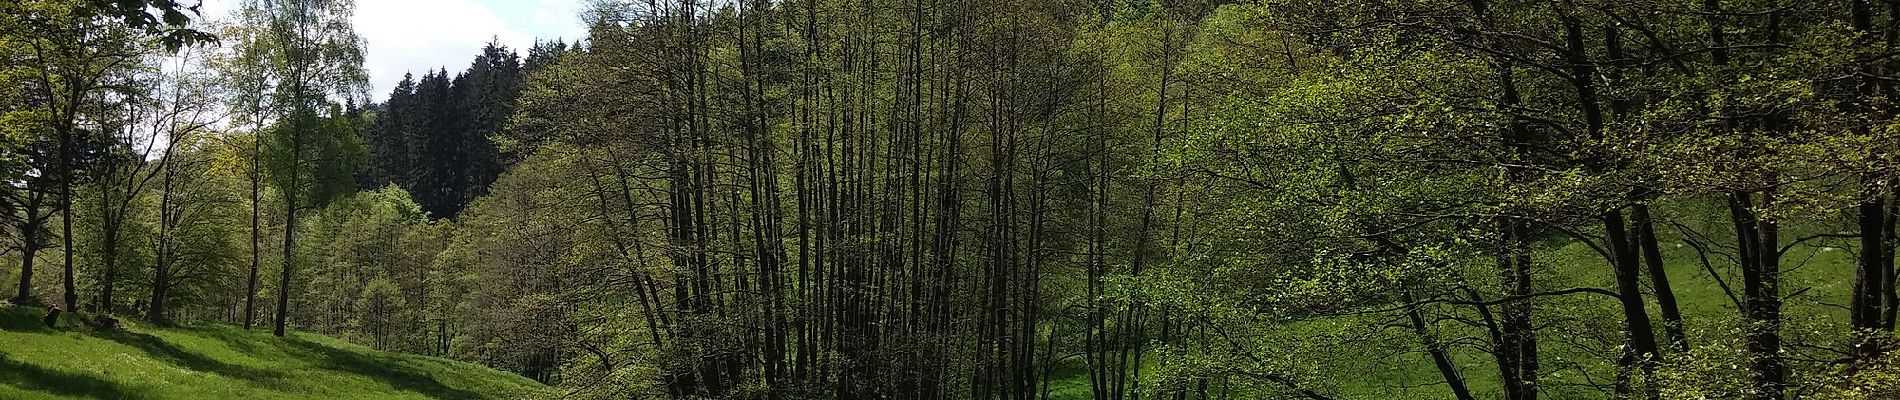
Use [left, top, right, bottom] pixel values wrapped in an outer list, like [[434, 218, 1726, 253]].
[[362, 41, 521, 219]]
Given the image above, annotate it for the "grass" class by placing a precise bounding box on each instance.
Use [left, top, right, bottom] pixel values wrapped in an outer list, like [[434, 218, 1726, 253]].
[[1309, 198, 1863, 398], [0, 198, 1862, 399], [0, 306, 547, 400], [1042, 198, 1865, 399]]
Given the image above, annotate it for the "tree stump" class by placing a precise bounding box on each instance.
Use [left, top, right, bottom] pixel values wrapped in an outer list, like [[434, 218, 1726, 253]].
[[41, 305, 61, 327]]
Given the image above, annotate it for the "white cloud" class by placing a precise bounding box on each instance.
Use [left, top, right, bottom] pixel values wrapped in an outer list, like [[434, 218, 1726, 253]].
[[528, 0, 588, 42], [196, 0, 559, 102], [356, 0, 532, 99], [531, 0, 568, 27]]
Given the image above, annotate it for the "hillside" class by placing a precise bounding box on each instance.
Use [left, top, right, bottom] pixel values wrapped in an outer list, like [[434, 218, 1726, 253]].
[[0, 306, 546, 400], [1034, 199, 1866, 398]]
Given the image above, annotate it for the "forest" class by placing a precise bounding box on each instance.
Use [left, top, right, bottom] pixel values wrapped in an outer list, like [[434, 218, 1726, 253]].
[[8, 0, 1900, 398]]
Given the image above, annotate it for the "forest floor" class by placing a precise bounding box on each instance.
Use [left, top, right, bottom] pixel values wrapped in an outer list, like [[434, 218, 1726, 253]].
[[0, 306, 546, 400]]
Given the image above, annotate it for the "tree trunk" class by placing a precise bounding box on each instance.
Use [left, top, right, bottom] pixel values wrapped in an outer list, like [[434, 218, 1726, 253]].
[[1850, 0, 1893, 360], [245, 129, 263, 330], [1473, 0, 1538, 394], [1602, 209, 1661, 398], [13, 192, 46, 305], [15, 236, 39, 306], [1405, 291, 1475, 400], [275, 167, 298, 337], [1633, 203, 1687, 351], [1565, 17, 1660, 396], [58, 101, 78, 314], [99, 184, 117, 314], [1494, 217, 1538, 400], [1729, 191, 1785, 400], [1704, 0, 1785, 395], [148, 155, 178, 325], [1853, 179, 1888, 358], [61, 173, 76, 313]]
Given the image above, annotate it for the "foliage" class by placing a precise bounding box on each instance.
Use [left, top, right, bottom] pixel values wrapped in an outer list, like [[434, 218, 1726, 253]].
[[361, 40, 521, 219], [11, 0, 1900, 399]]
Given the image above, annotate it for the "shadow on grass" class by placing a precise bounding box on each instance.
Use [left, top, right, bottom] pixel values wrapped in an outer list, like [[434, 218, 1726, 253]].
[[98, 330, 290, 385], [0, 351, 139, 400], [284, 337, 487, 400], [176, 326, 273, 357], [0, 307, 54, 332]]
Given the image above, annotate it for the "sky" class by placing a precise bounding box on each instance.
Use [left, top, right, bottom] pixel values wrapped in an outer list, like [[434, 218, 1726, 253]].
[[197, 0, 591, 102]]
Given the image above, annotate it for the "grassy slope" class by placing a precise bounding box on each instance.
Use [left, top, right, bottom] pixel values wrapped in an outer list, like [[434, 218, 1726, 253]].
[[1042, 198, 1862, 399], [0, 307, 546, 400], [1316, 198, 1859, 398]]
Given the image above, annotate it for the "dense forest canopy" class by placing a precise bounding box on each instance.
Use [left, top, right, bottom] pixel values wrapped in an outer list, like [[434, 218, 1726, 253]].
[[9, 0, 1900, 399]]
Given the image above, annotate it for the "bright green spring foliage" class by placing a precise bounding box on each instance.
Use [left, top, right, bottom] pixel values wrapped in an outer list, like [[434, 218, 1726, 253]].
[[11, 0, 1900, 398]]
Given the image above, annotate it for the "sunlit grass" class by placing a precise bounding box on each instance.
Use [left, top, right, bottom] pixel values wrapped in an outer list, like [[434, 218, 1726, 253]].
[[1043, 198, 1860, 399], [0, 307, 546, 400]]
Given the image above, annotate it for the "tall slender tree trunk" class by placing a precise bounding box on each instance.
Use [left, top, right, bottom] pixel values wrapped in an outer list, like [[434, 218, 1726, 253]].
[[1407, 292, 1475, 400], [60, 140, 77, 314], [1111, 15, 1176, 400], [1703, 0, 1785, 396], [245, 126, 263, 330], [1849, 0, 1894, 361], [1633, 204, 1686, 351], [149, 152, 182, 325], [275, 154, 299, 337], [1496, 70, 1539, 400], [1602, 209, 1662, 397], [1086, 31, 1114, 400], [1602, 17, 1689, 355], [1730, 191, 1785, 399], [1493, 217, 1537, 400], [275, 73, 309, 338], [1885, 180, 1899, 331], [1468, 2, 1538, 398], [99, 183, 117, 314], [1562, 20, 1661, 393]]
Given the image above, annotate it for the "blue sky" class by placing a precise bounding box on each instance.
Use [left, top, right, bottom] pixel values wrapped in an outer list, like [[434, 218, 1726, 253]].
[[201, 0, 590, 102]]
